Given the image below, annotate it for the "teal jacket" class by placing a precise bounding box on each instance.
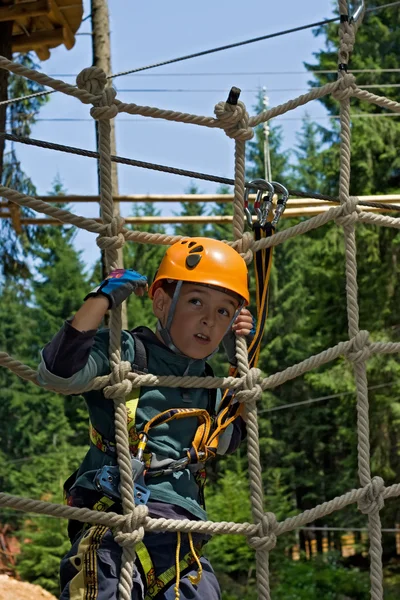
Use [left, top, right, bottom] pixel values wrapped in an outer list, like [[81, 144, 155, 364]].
[[39, 324, 242, 520]]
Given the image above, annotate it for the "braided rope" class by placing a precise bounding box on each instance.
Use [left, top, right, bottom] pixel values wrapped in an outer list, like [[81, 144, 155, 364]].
[[0, 3, 399, 598]]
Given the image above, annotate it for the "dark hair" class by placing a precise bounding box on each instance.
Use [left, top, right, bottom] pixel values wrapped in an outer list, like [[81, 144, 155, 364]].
[[160, 280, 177, 298]]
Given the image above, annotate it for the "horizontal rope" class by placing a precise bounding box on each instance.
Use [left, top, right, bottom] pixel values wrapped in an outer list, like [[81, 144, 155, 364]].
[[1, 479, 399, 538]]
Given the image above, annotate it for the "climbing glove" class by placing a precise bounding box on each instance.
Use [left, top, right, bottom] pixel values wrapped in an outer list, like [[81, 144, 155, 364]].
[[85, 269, 148, 309]]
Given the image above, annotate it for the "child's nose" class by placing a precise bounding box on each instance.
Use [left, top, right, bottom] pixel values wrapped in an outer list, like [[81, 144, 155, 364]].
[[202, 310, 215, 327]]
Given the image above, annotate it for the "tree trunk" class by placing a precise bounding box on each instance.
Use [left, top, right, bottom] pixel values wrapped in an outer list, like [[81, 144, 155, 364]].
[[0, 18, 13, 184], [91, 0, 127, 328]]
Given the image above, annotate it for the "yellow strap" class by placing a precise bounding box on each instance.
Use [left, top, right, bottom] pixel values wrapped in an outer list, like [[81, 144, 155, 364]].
[[188, 532, 203, 586], [135, 536, 202, 600], [143, 407, 212, 436], [175, 531, 181, 600], [89, 388, 141, 455]]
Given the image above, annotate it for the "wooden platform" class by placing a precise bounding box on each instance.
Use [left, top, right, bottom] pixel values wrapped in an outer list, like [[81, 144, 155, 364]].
[[1, 0, 84, 60]]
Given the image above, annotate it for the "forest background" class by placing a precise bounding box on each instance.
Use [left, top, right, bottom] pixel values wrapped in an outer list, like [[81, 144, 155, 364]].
[[0, 2, 399, 599]]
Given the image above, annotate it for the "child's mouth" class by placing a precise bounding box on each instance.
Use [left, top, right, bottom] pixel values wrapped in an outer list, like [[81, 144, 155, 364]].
[[194, 333, 210, 344]]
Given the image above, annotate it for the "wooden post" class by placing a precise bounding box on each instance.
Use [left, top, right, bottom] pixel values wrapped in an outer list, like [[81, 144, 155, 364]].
[[0, 17, 13, 184], [91, 0, 127, 328]]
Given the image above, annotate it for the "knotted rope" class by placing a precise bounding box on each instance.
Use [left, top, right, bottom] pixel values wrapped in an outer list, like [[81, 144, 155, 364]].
[[0, 3, 399, 599]]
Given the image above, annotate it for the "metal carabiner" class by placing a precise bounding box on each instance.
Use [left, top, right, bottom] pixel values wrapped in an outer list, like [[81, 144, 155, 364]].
[[350, 0, 365, 24], [244, 179, 274, 228], [271, 181, 289, 227], [259, 186, 275, 227]]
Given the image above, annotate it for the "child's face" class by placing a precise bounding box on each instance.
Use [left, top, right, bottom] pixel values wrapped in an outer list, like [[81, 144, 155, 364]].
[[153, 283, 239, 359]]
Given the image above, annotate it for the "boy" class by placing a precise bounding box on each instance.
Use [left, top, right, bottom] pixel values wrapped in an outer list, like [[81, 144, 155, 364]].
[[39, 238, 253, 600]]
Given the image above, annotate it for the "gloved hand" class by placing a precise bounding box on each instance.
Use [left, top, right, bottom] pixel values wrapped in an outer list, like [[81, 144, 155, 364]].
[[85, 269, 148, 309]]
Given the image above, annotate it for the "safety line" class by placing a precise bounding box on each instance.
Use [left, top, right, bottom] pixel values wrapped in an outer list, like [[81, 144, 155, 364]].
[[1, 131, 399, 212]]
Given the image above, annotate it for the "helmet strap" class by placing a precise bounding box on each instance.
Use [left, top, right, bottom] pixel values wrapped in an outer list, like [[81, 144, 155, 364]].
[[157, 280, 183, 355]]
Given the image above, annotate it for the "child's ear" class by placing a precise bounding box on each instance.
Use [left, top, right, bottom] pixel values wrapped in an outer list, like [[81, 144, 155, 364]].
[[152, 287, 170, 320]]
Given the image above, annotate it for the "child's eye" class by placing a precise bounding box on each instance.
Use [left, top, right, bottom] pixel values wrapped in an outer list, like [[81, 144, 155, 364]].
[[189, 298, 202, 306], [218, 308, 230, 317]]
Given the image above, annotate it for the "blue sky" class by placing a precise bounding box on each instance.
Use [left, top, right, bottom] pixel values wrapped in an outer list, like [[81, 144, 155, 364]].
[[10, 0, 335, 267]]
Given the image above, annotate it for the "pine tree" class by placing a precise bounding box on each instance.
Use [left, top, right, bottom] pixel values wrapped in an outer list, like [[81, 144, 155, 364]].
[[124, 202, 167, 330], [1, 53, 50, 277], [174, 183, 208, 238]]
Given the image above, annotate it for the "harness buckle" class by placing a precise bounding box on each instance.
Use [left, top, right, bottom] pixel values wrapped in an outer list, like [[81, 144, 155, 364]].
[[94, 457, 150, 505]]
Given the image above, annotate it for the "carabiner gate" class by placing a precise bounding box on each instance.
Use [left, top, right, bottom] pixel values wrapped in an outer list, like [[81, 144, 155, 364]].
[[244, 179, 274, 228], [350, 0, 365, 24], [271, 181, 289, 227]]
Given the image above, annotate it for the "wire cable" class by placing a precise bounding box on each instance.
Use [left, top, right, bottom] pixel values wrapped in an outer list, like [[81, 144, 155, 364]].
[[108, 2, 400, 80], [40, 68, 400, 78], [1, 131, 400, 211], [2, 2, 400, 107], [258, 382, 397, 414]]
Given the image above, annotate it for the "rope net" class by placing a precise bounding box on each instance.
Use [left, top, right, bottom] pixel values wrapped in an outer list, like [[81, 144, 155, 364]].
[[1, 3, 400, 598]]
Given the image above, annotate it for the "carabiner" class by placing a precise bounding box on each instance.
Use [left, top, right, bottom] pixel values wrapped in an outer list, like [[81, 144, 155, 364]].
[[271, 181, 289, 227], [259, 186, 275, 227], [350, 0, 364, 24], [244, 179, 274, 228]]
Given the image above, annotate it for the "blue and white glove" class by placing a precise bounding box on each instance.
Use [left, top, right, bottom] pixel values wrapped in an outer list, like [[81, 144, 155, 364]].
[[85, 269, 148, 309]]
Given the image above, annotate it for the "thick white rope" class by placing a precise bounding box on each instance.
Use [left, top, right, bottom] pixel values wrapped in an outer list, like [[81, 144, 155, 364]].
[[0, 3, 399, 597]]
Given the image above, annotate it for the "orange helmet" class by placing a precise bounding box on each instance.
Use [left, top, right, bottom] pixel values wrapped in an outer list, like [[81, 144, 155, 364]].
[[149, 237, 249, 305]]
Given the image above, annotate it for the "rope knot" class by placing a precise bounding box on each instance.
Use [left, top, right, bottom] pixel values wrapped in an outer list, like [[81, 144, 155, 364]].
[[335, 196, 360, 227], [90, 87, 119, 121], [338, 22, 356, 65], [239, 232, 254, 264], [77, 67, 118, 120], [97, 216, 126, 251], [114, 505, 148, 547], [76, 67, 107, 95], [346, 330, 371, 364], [358, 477, 385, 515], [332, 73, 357, 102], [235, 368, 263, 405], [214, 100, 253, 141], [248, 512, 277, 552], [104, 378, 133, 400]]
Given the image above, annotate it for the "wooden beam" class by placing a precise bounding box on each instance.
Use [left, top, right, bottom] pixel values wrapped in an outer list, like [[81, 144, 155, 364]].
[[12, 28, 64, 52], [8, 202, 22, 234], [0, 0, 50, 22], [33, 194, 400, 206], [48, 0, 75, 50], [0, 203, 398, 226], [36, 45, 51, 60]]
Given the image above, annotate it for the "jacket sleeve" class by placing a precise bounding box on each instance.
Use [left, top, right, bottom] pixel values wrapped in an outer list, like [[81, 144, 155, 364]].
[[37, 320, 111, 392]]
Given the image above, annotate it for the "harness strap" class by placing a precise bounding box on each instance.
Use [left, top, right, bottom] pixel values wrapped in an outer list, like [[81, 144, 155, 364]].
[[212, 222, 274, 445], [135, 536, 203, 600], [140, 408, 213, 464], [89, 390, 142, 457], [87, 495, 203, 600]]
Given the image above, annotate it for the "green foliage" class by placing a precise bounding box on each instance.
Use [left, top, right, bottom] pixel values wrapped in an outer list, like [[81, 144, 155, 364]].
[[208, 7, 400, 595], [16, 514, 70, 596], [174, 183, 208, 238], [124, 202, 166, 329], [1, 53, 51, 277], [270, 554, 371, 600]]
